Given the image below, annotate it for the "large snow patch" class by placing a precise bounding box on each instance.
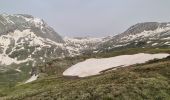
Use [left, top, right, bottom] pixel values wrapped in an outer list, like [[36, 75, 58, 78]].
[[63, 53, 169, 77]]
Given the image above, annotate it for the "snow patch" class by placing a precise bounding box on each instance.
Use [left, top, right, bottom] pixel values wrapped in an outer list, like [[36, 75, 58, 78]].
[[147, 41, 152, 44], [164, 42, 170, 45], [15, 68, 22, 72], [32, 18, 44, 29], [63, 53, 169, 77], [64, 37, 103, 43], [25, 74, 38, 83], [162, 37, 170, 40], [0, 54, 33, 65], [152, 43, 158, 46]]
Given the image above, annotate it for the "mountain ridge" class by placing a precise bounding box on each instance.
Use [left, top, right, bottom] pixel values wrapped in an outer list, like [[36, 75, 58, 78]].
[[0, 14, 64, 43], [97, 22, 170, 52], [0, 14, 170, 87]]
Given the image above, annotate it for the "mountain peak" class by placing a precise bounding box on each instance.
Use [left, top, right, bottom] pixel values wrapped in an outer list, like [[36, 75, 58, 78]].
[[123, 22, 170, 36], [0, 14, 64, 43]]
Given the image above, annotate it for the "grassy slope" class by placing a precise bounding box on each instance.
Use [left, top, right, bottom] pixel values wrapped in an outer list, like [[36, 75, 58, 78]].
[[0, 48, 170, 100]]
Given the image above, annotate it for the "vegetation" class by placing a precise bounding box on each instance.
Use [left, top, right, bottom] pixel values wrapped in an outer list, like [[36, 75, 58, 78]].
[[38, 48, 170, 76], [0, 57, 170, 100], [0, 48, 170, 100]]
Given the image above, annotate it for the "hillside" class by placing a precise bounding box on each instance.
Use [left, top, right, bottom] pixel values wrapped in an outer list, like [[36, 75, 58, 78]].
[[0, 14, 103, 86], [0, 14, 170, 100], [0, 48, 170, 100], [97, 22, 170, 52]]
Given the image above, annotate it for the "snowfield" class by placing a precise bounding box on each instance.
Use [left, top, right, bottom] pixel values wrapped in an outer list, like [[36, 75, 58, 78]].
[[25, 74, 39, 83], [63, 53, 169, 77]]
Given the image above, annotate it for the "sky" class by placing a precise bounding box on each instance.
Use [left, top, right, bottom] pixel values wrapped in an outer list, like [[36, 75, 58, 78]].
[[0, 0, 170, 37]]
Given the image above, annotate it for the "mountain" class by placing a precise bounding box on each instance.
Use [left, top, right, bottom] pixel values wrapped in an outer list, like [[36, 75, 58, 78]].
[[0, 14, 64, 43], [1, 18, 170, 77], [0, 15, 170, 99], [0, 14, 71, 84], [97, 22, 170, 52], [0, 14, 104, 66], [64, 37, 107, 54], [0, 14, 105, 84], [1, 48, 170, 100], [0, 14, 170, 85], [0, 14, 70, 69]]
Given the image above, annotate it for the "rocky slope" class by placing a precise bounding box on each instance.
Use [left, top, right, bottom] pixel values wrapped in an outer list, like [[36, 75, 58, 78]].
[[0, 14, 105, 84], [0, 14, 170, 84], [0, 14, 67, 73], [97, 22, 170, 52], [1, 48, 170, 100], [0, 14, 170, 99], [0, 14, 63, 43], [0, 14, 103, 65]]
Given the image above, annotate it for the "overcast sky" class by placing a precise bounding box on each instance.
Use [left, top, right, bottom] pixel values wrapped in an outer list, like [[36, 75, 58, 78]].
[[0, 0, 170, 37]]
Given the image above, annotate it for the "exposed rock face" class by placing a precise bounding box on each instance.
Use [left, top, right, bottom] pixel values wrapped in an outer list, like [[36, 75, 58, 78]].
[[0, 14, 104, 75], [123, 22, 169, 35], [97, 22, 170, 52], [0, 14, 64, 43], [0, 14, 170, 83]]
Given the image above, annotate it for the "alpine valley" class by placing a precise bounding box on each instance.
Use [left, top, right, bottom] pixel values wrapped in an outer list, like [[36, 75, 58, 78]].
[[0, 14, 170, 100]]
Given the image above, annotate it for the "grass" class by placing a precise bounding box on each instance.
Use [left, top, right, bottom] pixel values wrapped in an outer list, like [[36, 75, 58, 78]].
[[37, 47, 170, 76], [94, 47, 170, 58], [0, 47, 170, 100], [0, 56, 170, 100]]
